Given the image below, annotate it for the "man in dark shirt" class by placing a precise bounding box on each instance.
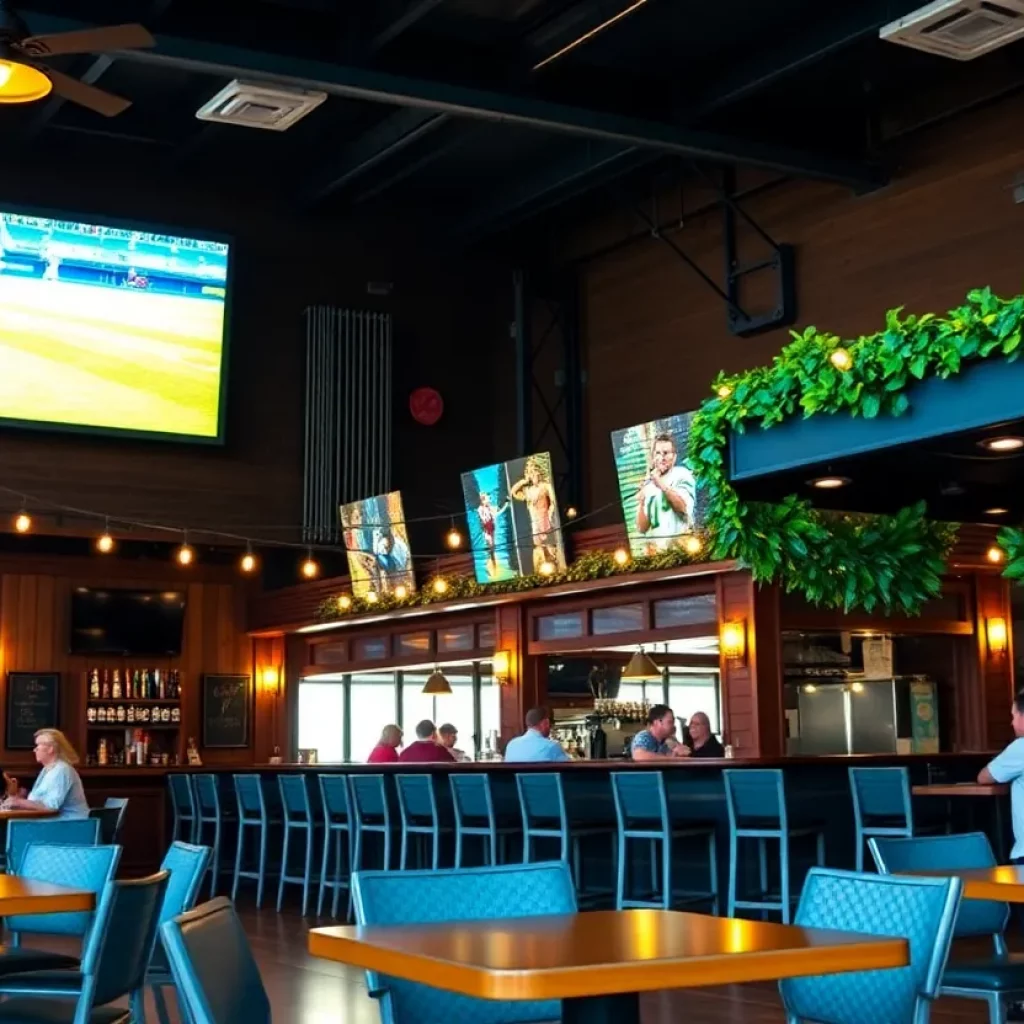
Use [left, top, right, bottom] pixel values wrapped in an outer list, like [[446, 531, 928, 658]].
[[398, 720, 455, 763], [685, 711, 725, 758]]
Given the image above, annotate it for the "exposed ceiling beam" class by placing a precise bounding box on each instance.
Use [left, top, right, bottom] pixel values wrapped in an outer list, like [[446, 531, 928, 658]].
[[370, 0, 445, 52], [19, 14, 885, 192], [353, 133, 465, 204], [301, 108, 450, 207]]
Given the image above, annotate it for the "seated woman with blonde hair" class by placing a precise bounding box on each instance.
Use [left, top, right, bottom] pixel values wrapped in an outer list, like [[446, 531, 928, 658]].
[[2, 729, 89, 820]]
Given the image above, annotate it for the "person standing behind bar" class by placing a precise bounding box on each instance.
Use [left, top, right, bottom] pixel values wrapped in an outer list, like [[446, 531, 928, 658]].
[[632, 705, 691, 761], [504, 707, 570, 762], [684, 711, 725, 758], [367, 725, 403, 764]]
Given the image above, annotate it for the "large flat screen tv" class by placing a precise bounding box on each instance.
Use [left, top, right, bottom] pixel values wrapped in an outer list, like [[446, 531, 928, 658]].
[[70, 588, 187, 657], [0, 207, 230, 442]]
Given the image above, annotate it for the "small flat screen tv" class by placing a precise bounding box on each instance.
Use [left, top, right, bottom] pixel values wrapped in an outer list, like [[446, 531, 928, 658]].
[[546, 658, 622, 699], [0, 207, 230, 442], [70, 588, 187, 657]]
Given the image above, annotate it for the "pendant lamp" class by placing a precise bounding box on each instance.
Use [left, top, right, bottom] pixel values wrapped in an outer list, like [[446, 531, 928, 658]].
[[621, 646, 662, 682], [422, 668, 452, 695]]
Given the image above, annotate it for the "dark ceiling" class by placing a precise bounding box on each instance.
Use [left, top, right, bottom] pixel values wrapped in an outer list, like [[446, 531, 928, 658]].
[[6, 0, 1024, 245]]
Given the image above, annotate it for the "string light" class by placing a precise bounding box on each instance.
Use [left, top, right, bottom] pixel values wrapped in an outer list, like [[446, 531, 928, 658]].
[[539, 559, 556, 576], [986, 545, 1005, 564], [365, 590, 379, 604], [301, 549, 320, 579], [96, 518, 115, 554], [433, 577, 449, 595], [176, 533, 194, 566], [683, 534, 702, 555], [240, 543, 258, 574], [337, 594, 352, 611], [566, 506, 578, 520], [830, 348, 853, 371], [716, 384, 733, 399], [394, 583, 408, 600], [613, 548, 629, 566], [446, 523, 462, 549], [13, 510, 31, 534]]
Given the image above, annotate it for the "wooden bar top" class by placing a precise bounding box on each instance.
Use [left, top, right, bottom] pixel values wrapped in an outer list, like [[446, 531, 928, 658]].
[[309, 910, 909, 1000], [912, 782, 1008, 798], [0, 875, 95, 916]]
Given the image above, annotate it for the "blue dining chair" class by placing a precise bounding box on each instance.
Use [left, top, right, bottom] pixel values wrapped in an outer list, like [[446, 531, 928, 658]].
[[169, 773, 198, 843], [352, 861, 577, 1024], [778, 867, 961, 1024], [161, 897, 272, 1024], [5, 817, 100, 875], [849, 767, 916, 871], [0, 869, 169, 1024], [870, 832, 1024, 1023]]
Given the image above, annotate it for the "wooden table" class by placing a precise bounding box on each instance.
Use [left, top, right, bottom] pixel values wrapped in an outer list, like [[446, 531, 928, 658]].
[[0, 809, 57, 820], [0, 875, 94, 916], [309, 909, 909, 1024], [912, 782, 1010, 859], [904, 866, 1024, 902]]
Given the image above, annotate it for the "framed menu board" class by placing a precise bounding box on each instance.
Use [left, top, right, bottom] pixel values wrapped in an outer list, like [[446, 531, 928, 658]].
[[201, 674, 250, 749], [5, 672, 60, 751]]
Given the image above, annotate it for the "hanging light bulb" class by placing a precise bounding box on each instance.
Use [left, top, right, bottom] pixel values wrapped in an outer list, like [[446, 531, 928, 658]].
[[717, 384, 733, 399], [566, 506, 578, 520], [433, 577, 449, 596], [176, 533, 194, 567], [394, 583, 408, 600], [683, 534, 702, 555], [301, 549, 320, 579], [240, 542, 258, 574], [830, 347, 853, 371], [613, 548, 629, 566], [13, 510, 31, 534], [986, 545, 1005, 565], [365, 590, 379, 605], [96, 518, 115, 554], [446, 522, 462, 549], [337, 594, 352, 612], [539, 559, 556, 577]]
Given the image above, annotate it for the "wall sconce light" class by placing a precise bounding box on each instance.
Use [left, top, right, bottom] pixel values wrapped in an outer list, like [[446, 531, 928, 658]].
[[492, 650, 511, 684], [987, 616, 1008, 656], [720, 620, 747, 662], [261, 666, 281, 695]]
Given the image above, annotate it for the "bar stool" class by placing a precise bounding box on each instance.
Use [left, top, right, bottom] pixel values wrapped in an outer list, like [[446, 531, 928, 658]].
[[232, 774, 276, 907], [611, 771, 718, 912], [349, 775, 393, 873], [317, 774, 353, 920], [516, 772, 613, 901], [395, 775, 447, 870], [849, 766, 916, 872], [450, 774, 517, 866], [168, 774, 197, 843], [193, 774, 231, 898], [277, 775, 317, 915], [723, 768, 825, 924]]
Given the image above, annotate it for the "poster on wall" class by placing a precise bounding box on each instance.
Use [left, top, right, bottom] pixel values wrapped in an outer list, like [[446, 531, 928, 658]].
[[461, 451, 567, 583], [339, 491, 416, 597], [610, 412, 703, 557]]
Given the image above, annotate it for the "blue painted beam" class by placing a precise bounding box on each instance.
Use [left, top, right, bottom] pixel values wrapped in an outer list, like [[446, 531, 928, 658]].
[[18, 12, 886, 192], [728, 358, 1024, 483]]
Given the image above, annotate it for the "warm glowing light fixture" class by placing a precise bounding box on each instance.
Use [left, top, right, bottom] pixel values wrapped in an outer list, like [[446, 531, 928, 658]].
[[532, 0, 648, 70], [621, 647, 662, 682], [240, 543, 257, 574], [301, 549, 319, 579], [829, 348, 853, 371], [261, 666, 281, 694], [985, 508, 1010, 516], [979, 436, 1024, 452], [446, 524, 462, 549], [613, 548, 629, 566], [849, 681, 865, 694], [432, 577, 449, 596], [986, 545, 1005, 564], [987, 616, 1009, 655], [96, 519, 115, 554], [422, 667, 452, 695], [683, 534, 702, 555], [13, 511, 31, 534], [0, 58, 52, 105], [492, 650, 511, 683], [717, 384, 732, 399], [393, 583, 408, 600], [337, 594, 352, 612], [365, 590, 379, 605], [720, 620, 747, 661], [566, 506, 578, 520], [176, 534, 194, 566], [539, 559, 556, 577], [809, 475, 851, 490]]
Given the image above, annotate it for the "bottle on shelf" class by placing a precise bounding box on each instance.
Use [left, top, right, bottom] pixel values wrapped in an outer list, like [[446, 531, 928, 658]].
[[97, 706, 107, 723], [87, 706, 97, 723], [133, 669, 142, 700], [97, 737, 108, 766], [156, 669, 165, 700], [101, 669, 111, 700], [112, 670, 122, 700], [89, 669, 100, 700]]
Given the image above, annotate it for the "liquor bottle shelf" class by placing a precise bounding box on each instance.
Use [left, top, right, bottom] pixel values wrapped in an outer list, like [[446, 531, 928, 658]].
[[87, 723, 180, 731], [86, 699, 181, 705]]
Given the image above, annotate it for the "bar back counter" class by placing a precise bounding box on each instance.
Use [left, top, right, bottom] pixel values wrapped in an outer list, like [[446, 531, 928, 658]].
[[65, 752, 997, 877]]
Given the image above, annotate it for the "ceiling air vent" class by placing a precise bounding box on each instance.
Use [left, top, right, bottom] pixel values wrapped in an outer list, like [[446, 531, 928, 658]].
[[195, 80, 328, 131], [881, 0, 1024, 59]]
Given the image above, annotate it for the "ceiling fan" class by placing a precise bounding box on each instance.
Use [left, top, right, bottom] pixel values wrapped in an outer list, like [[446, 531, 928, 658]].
[[0, 1, 154, 116]]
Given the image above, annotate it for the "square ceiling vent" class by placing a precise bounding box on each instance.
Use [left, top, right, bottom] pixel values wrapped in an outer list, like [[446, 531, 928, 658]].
[[881, 0, 1024, 59], [196, 80, 328, 131]]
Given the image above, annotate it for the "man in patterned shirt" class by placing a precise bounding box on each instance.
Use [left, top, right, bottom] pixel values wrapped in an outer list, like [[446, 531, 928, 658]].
[[631, 704, 691, 761]]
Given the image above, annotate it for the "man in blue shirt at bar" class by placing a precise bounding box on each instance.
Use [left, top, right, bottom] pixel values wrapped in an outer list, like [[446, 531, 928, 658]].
[[504, 707, 570, 762]]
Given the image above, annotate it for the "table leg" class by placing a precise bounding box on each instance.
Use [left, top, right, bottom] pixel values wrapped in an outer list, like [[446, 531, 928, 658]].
[[562, 992, 641, 1024]]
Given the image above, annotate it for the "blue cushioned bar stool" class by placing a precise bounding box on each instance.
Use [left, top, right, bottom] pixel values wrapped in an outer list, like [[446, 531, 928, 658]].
[[194, 773, 232, 897], [352, 861, 576, 1024], [778, 867, 962, 1024], [849, 766, 917, 871], [349, 774, 393, 872], [395, 774, 448, 870], [161, 897, 272, 1024], [611, 771, 718, 912], [232, 774, 275, 907], [168, 772, 198, 842], [870, 832, 1024, 1023], [318, 774, 353, 919], [723, 768, 825, 923], [450, 773, 516, 866], [277, 774, 317, 914], [516, 772, 613, 902]]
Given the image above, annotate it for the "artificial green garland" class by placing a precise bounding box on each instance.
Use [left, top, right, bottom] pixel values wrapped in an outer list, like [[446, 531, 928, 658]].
[[689, 286, 1024, 613], [1000, 526, 1024, 582]]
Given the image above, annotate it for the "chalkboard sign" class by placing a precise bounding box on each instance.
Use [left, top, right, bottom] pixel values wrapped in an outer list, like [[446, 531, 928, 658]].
[[201, 674, 250, 749], [5, 672, 60, 751]]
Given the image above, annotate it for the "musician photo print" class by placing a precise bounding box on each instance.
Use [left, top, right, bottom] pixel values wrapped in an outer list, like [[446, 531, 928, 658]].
[[611, 412, 704, 557], [339, 490, 417, 597]]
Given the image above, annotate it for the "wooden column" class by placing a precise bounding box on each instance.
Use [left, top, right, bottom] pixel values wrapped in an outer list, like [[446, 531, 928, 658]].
[[252, 634, 285, 763], [975, 573, 1015, 750], [717, 572, 783, 758], [496, 604, 544, 749]]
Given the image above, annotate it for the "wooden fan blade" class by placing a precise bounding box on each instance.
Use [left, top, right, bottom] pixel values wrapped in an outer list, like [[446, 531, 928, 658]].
[[45, 68, 131, 117], [19, 23, 155, 59]]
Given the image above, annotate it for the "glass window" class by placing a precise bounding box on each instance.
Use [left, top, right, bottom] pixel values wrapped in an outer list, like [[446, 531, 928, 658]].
[[396, 632, 431, 656], [401, 673, 437, 745], [668, 671, 722, 734], [592, 604, 644, 635], [349, 672, 397, 761], [477, 621, 496, 650], [653, 595, 716, 629], [439, 626, 475, 652], [536, 612, 585, 641], [297, 681, 345, 763], [437, 670, 475, 757], [354, 636, 389, 660]]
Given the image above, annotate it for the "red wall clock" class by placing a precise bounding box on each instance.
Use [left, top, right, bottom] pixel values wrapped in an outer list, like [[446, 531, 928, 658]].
[[409, 387, 443, 426]]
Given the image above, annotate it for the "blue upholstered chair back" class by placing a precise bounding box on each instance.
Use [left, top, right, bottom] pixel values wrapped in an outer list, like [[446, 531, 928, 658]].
[[319, 774, 350, 823], [350, 775, 389, 824], [6, 817, 100, 875], [778, 867, 961, 1024], [612, 771, 668, 828], [396, 775, 437, 822], [103, 797, 129, 842], [150, 841, 213, 971], [723, 769, 786, 829], [85, 871, 169, 1007], [278, 775, 311, 819], [169, 774, 196, 816], [869, 832, 1009, 939], [449, 774, 494, 824], [516, 773, 567, 826], [234, 775, 266, 820], [5, 842, 118, 940], [850, 767, 913, 822], [194, 775, 222, 817], [353, 862, 577, 1024], [161, 897, 271, 1024]]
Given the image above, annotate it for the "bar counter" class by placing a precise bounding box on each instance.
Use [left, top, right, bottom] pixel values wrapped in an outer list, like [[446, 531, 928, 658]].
[[51, 752, 999, 874]]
